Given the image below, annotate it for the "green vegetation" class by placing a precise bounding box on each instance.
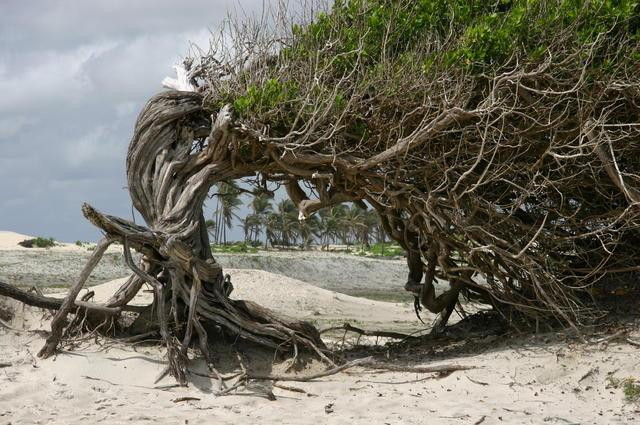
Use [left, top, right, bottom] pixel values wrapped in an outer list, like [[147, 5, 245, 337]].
[[18, 237, 56, 249], [607, 376, 640, 402], [297, 0, 640, 70], [210, 190, 392, 253], [210, 242, 259, 254], [212, 0, 640, 134], [353, 242, 405, 257], [623, 378, 640, 402], [232, 78, 298, 116]]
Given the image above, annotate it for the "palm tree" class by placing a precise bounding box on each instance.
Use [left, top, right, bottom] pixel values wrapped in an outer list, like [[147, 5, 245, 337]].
[[249, 194, 273, 243], [298, 214, 320, 249], [242, 214, 261, 242], [333, 204, 350, 245], [205, 218, 218, 242], [264, 212, 280, 248], [371, 214, 387, 254], [211, 181, 242, 244], [341, 204, 366, 245], [276, 199, 299, 246], [238, 196, 383, 250], [358, 209, 378, 248], [318, 205, 347, 248]]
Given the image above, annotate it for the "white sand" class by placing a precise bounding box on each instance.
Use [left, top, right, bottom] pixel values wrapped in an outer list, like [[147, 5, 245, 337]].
[[1, 233, 639, 424], [2, 277, 639, 424], [0, 231, 41, 250], [0, 230, 120, 253], [74, 270, 420, 330]]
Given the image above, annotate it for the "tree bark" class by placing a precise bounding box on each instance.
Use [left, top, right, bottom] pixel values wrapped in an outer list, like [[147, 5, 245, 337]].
[[32, 91, 325, 383]]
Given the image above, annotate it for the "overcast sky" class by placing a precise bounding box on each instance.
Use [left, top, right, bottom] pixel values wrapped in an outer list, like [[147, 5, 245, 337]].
[[0, 0, 272, 242]]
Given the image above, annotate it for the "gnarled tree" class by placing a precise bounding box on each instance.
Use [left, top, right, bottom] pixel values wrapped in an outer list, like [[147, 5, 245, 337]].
[[3, 0, 640, 384]]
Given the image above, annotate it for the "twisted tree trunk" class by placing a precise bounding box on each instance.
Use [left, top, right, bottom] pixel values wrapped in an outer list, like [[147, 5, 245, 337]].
[[37, 91, 325, 384]]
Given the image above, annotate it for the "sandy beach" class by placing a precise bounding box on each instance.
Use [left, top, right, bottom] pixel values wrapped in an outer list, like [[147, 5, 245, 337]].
[[2, 292, 640, 424], [1, 232, 639, 424]]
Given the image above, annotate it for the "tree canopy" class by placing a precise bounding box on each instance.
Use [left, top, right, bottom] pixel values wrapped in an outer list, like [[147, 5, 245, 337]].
[[187, 0, 640, 326]]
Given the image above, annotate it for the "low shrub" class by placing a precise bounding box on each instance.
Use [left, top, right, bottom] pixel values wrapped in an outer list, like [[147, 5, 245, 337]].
[[18, 237, 56, 249], [210, 242, 259, 254], [606, 376, 640, 402], [353, 243, 405, 257]]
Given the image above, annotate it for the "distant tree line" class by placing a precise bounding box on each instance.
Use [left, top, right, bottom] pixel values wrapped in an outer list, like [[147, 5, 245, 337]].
[[205, 181, 387, 248]]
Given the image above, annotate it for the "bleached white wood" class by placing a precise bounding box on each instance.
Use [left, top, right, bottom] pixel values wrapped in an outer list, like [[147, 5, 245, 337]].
[[162, 63, 195, 92]]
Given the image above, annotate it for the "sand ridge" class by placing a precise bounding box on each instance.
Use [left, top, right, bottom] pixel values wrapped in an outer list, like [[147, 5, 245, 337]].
[[51, 270, 422, 331], [0, 231, 90, 252]]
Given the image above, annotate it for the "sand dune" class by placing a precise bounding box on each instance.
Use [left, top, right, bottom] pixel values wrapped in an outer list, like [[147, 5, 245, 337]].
[[0, 231, 39, 250], [65, 269, 421, 331], [0, 231, 78, 252], [0, 230, 123, 253]]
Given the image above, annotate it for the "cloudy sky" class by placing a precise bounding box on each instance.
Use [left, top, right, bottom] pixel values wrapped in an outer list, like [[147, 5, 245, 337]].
[[0, 0, 271, 242]]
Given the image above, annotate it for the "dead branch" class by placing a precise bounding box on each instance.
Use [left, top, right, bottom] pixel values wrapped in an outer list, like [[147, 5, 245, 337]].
[[0, 280, 64, 310], [245, 357, 473, 382], [320, 323, 419, 340]]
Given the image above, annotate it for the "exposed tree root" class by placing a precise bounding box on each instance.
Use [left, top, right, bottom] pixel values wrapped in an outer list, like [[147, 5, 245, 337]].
[[1, 92, 329, 384], [2, 90, 325, 384], [0, 281, 66, 310]]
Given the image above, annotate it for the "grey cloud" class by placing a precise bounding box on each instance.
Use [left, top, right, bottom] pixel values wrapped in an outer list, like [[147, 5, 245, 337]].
[[0, 116, 33, 139], [1, 1, 265, 51], [0, 0, 270, 242]]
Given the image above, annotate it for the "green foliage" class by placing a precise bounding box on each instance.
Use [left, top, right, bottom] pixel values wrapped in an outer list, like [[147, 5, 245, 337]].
[[34, 237, 55, 248], [354, 242, 405, 257], [232, 78, 298, 117], [18, 237, 56, 249], [623, 378, 640, 402], [209, 0, 639, 148], [607, 376, 640, 402], [210, 242, 259, 254], [297, 0, 640, 71]]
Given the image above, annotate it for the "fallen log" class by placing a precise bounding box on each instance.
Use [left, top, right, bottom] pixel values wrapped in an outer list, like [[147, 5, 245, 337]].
[[0, 280, 142, 316], [0, 280, 64, 310]]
